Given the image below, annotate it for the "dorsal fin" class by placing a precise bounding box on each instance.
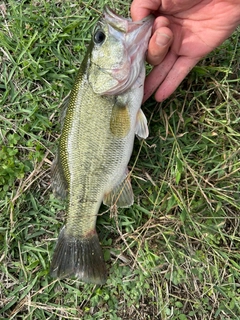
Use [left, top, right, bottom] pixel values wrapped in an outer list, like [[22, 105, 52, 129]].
[[51, 152, 68, 199]]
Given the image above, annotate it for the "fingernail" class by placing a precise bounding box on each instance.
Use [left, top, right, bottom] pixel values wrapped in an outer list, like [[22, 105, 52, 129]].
[[156, 32, 171, 47]]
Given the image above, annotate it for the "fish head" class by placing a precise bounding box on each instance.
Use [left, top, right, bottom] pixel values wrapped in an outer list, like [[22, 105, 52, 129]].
[[88, 6, 154, 95]]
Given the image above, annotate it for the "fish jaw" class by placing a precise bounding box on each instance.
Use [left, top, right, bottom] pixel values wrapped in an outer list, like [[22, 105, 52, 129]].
[[89, 7, 154, 95]]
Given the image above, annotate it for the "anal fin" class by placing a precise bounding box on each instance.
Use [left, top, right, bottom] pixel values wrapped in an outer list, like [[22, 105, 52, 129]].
[[103, 174, 134, 208]]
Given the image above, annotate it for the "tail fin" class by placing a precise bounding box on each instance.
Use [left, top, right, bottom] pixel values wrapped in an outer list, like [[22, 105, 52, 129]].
[[50, 227, 107, 284]]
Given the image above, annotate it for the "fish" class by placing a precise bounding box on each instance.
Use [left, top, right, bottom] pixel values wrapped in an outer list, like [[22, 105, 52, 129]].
[[50, 6, 153, 284]]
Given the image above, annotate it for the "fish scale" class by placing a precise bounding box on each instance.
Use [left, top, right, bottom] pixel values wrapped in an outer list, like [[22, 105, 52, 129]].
[[50, 6, 154, 284]]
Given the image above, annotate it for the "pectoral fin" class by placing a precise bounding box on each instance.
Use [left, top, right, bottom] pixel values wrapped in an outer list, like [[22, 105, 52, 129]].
[[135, 109, 149, 139], [110, 104, 131, 138], [103, 174, 134, 208], [51, 152, 68, 199]]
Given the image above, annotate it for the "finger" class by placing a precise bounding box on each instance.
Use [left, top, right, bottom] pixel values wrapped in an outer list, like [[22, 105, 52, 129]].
[[147, 27, 173, 66], [131, 0, 161, 21], [143, 51, 178, 103], [152, 16, 170, 33], [154, 56, 200, 101]]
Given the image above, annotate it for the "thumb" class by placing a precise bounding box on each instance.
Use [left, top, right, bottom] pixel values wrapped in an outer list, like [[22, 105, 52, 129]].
[[147, 27, 173, 65]]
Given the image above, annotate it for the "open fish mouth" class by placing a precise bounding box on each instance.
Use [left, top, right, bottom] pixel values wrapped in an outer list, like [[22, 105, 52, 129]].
[[90, 6, 154, 95]]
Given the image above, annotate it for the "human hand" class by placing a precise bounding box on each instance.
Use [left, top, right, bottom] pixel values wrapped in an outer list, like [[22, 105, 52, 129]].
[[131, 0, 240, 102]]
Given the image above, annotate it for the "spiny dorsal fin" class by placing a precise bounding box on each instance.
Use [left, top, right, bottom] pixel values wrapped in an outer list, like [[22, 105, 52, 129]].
[[59, 94, 70, 130]]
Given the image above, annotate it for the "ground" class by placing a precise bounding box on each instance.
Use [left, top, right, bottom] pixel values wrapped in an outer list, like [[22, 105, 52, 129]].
[[0, 1, 240, 319]]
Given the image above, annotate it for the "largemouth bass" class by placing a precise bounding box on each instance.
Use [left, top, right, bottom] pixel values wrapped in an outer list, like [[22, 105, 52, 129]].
[[50, 7, 153, 284]]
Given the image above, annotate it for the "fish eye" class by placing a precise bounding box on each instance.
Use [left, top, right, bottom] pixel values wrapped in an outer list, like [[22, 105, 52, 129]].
[[94, 29, 106, 44]]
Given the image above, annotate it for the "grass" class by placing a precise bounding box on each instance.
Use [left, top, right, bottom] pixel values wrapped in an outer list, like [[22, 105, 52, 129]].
[[0, 0, 240, 319]]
